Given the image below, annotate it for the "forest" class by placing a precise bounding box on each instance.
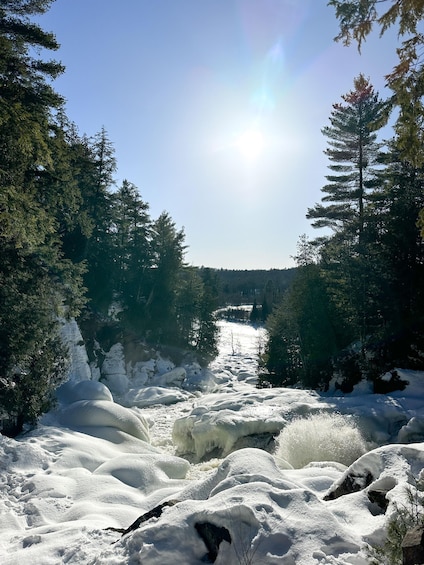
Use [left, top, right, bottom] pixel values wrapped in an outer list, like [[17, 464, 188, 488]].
[[261, 2, 424, 391], [0, 0, 220, 436]]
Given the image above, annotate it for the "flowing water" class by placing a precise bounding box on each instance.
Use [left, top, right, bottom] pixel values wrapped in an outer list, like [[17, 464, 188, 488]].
[[210, 319, 267, 382], [143, 319, 369, 469]]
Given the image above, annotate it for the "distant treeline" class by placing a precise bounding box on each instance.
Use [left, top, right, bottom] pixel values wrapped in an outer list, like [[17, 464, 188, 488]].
[[214, 268, 296, 308]]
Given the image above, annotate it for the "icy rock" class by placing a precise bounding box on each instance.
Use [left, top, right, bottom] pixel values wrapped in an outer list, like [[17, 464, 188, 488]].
[[183, 368, 219, 392], [156, 356, 175, 374], [173, 404, 285, 460], [402, 525, 424, 565], [102, 344, 126, 375], [129, 362, 151, 387], [397, 417, 424, 443], [60, 318, 92, 382], [324, 442, 424, 501]]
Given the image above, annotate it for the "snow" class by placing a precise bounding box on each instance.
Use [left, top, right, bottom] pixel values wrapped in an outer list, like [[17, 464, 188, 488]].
[[2, 319, 424, 564]]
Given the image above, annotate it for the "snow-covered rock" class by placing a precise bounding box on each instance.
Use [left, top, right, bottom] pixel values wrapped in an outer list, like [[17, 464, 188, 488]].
[[56, 379, 113, 405], [154, 367, 186, 388], [171, 385, 330, 461], [59, 399, 150, 442], [123, 386, 194, 408], [101, 343, 130, 395]]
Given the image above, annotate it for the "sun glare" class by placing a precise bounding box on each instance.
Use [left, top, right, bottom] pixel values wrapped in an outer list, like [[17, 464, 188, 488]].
[[235, 128, 265, 161]]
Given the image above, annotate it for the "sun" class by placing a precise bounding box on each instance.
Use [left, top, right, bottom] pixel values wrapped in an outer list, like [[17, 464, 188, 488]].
[[234, 128, 265, 161]]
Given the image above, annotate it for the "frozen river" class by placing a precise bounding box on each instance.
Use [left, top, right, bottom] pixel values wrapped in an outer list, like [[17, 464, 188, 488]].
[[3, 319, 424, 564], [140, 319, 267, 459], [210, 319, 267, 382]]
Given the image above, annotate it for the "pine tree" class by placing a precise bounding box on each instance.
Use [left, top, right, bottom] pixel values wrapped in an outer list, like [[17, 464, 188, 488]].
[[113, 180, 152, 332], [0, 1, 84, 434], [307, 75, 385, 244], [260, 252, 340, 389], [307, 76, 387, 343], [0, 0, 64, 246], [175, 267, 204, 348], [82, 128, 117, 312], [147, 212, 187, 345], [370, 145, 424, 369], [194, 268, 219, 365]]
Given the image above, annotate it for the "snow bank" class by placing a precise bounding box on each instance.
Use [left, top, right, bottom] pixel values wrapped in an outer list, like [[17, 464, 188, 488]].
[[4, 321, 424, 564], [95, 449, 365, 565]]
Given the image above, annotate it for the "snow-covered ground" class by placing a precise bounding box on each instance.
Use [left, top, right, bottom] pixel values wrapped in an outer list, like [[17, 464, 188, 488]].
[[1, 319, 424, 564]]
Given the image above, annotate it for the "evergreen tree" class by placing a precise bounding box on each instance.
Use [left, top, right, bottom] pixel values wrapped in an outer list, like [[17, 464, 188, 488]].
[[175, 267, 204, 347], [307, 75, 385, 244], [194, 268, 220, 365], [307, 76, 387, 343], [369, 144, 424, 368], [0, 0, 85, 434], [147, 212, 187, 344], [328, 1, 424, 235], [260, 247, 340, 389], [250, 299, 260, 324], [113, 180, 152, 332], [82, 128, 117, 312], [329, 0, 424, 166], [0, 0, 64, 246]]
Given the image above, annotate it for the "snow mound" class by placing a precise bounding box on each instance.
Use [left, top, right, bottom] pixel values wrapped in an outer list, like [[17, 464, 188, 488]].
[[97, 449, 363, 565], [325, 442, 424, 502], [123, 386, 193, 408], [57, 379, 113, 404], [59, 399, 150, 442], [101, 343, 130, 395], [153, 367, 186, 387], [93, 452, 190, 491]]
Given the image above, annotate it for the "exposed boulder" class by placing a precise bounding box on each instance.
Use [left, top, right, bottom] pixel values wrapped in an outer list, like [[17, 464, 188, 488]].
[[324, 470, 373, 500], [402, 525, 424, 565]]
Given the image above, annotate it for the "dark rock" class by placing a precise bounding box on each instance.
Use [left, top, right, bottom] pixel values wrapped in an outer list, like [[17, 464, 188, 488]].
[[105, 499, 180, 537], [367, 488, 390, 513], [402, 524, 424, 565], [324, 471, 373, 500], [195, 521, 232, 563], [374, 370, 409, 394]]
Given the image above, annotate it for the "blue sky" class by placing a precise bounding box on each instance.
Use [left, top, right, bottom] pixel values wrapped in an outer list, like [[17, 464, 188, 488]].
[[39, 0, 398, 270]]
